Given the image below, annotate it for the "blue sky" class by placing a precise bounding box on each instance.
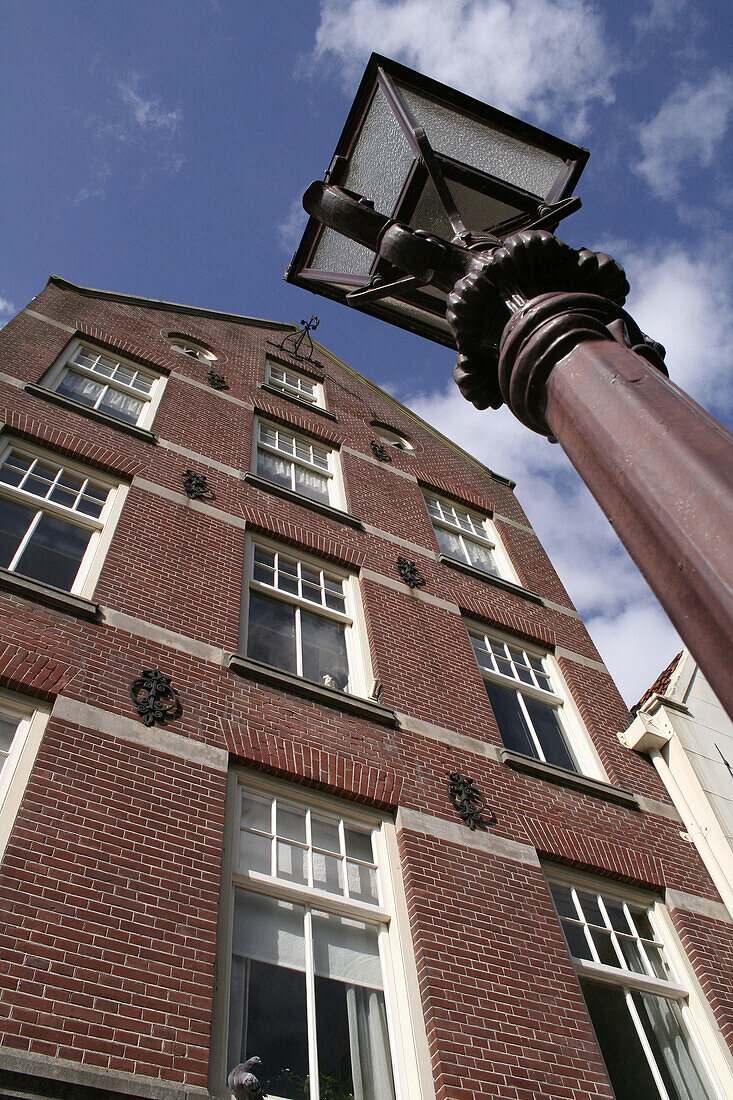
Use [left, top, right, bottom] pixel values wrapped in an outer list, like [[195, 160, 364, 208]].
[[2, 0, 732, 704]]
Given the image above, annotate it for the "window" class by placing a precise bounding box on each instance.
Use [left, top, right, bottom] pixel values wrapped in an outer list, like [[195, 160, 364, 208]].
[[45, 341, 165, 429], [253, 420, 341, 507], [424, 493, 501, 576], [266, 361, 324, 408], [469, 627, 579, 772], [548, 874, 725, 1100], [226, 780, 401, 1100], [243, 542, 368, 695], [0, 692, 50, 859], [0, 441, 125, 596], [169, 336, 217, 361], [374, 426, 412, 451]]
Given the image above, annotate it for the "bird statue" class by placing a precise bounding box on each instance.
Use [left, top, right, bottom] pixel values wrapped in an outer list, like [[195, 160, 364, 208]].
[[228, 1056, 267, 1099]]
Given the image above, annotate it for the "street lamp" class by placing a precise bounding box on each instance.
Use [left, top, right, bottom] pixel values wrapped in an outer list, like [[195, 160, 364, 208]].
[[286, 54, 733, 720]]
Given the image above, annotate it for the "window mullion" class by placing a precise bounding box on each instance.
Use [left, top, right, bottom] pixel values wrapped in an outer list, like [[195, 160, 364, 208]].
[[624, 988, 673, 1100], [516, 691, 546, 761], [303, 906, 320, 1100], [7, 509, 43, 571], [295, 607, 304, 677]]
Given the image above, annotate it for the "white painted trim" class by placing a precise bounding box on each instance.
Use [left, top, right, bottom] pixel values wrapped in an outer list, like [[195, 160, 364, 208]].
[[0, 691, 51, 860]]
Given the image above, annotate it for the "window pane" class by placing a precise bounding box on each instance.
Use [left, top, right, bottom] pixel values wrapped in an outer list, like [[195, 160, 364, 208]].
[[464, 539, 497, 574], [633, 991, 714, 1100], [524, 696, 576, 772], [0, 715, 19, 765], [0, 498, 35, 569], [347, 860, 379, 904], [98, 388, 144, 424], [312, 817, 340, 853], [312, 850, 343, 895], [294, 464, 329, 502], [345, 828, 374, 863], [561, 920, 593, 961], [257, 448, 291, 490], [0, 452, 32, 487], [277, 840, 307, 884], [16, 514, 91, 591], [239, 830, 271, 875], [301, 609, 349, 689], [247, 593, 297, 674], [590, 928, 619, 968], [241, 794, 271, 833], [549, 883, 577, 920], [277, 807, 306, 843], [484, 682, 536, 757], [228, 959, 309, 1099], [56, 371, 104, 408], [579, 978, 663, 1100], [435, 526, 464, 560]]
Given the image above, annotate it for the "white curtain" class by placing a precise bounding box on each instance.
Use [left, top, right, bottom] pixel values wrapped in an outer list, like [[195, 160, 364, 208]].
[[634, 992, 713, 1100], [346, 985, 396, 1100]]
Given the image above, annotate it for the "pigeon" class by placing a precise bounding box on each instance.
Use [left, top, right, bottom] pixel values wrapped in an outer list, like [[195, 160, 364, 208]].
[[228, 1056, 267, 1099]]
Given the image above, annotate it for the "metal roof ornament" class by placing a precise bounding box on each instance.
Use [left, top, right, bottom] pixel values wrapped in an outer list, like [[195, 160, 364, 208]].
[[272, 315, 320, 361]]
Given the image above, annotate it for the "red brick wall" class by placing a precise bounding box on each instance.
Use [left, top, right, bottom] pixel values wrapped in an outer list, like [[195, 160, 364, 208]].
[[0, 279, 730, 1098]]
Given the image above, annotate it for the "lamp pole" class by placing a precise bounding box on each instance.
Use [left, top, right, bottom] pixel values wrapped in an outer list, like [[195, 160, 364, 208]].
[[302, 181, 733, 719]]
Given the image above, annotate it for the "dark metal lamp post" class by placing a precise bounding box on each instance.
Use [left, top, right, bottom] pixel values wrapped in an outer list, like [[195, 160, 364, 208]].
[[286, 54, 733, 720]]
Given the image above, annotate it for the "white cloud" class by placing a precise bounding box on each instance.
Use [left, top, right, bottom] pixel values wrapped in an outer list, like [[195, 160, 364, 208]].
[[0, 297, 15, 319], [403, 382, 681, 705], [75, 158, 112, 203], [633, 0, 689, 33], [278, 197, 308, 254], [636, 72, 733, 200], [611, 237, 733, 414], [116, 76, 183, 138], [313, 0, 618, 137]]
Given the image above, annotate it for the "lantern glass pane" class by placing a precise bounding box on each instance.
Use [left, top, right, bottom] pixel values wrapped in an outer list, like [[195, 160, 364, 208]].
[[399, 85, 566, 199], [343, 84, 415, 216], [409, 174, 524, 238], [310, 227, 375, 277]]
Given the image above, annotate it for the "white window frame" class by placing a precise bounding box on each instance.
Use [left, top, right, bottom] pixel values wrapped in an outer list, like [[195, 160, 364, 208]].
[[265, 360, 325, 409], [424, 492, 516, 580], [375, 427, 412, 451], [44, 339, 166, 430], [0, 438, 128, 598], [546, 866, 733, 1100], [251, 417, 345, 510], [169, 337, 217, 362], [210, 770, 435, 1100], [467, 623, 607, 780], [0, 690, 50, 860], [240, 537, 373, 698]]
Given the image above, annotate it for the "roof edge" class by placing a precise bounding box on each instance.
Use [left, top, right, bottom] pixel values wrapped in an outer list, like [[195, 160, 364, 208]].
[[45, 275, 297, 332]]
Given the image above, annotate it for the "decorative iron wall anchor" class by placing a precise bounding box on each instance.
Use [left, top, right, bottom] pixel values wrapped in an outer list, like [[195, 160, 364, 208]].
[[370, 439, 391, 462], [181, 468, 215, 501], [396, 556, 426, 588], [448, 772, 489, 830], [270, 315, 320, 361], [207, 370, 229, 391], [130, 670, 182, 727]]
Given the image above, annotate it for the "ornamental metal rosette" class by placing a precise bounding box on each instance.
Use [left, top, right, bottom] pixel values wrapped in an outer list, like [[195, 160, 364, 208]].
[[447, 772, 489, 830], [396, 556, 427, 588], [181, 468, 216, 501], [370, 439, 392, 462], [129, 669, 182, 727]]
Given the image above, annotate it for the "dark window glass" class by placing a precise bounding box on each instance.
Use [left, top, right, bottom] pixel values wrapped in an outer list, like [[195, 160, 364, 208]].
[[314, 975, 357, 1098], [484, 681, 535, 756], [230, 959, 309, 1099], [15, 514, 91, 591], [248, 593, 297, 674], [56, 371, 104, 408], [579, 978, 662, 1100], [301, 609, 348, 688], [523, 696, 576, 771], [0, 498, 35, 569]]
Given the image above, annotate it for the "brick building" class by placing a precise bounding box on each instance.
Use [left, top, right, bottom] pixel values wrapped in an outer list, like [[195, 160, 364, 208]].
[[0, 275, 732, 1100]]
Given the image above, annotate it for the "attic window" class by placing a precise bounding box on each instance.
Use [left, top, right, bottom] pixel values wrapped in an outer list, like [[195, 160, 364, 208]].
[[374, 426, 413, 451], [169, 336, 217, 362]]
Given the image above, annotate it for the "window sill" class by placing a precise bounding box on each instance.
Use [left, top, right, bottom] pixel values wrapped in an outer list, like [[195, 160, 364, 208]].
[[25, 384, 157, 444], [439, 554, 543, 604], [0, 568, 101, 621], [228, 655, 398, 727], [260, 383, 338, 421], [244, 473, 364, 529], [500, 749, 640, 808]]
